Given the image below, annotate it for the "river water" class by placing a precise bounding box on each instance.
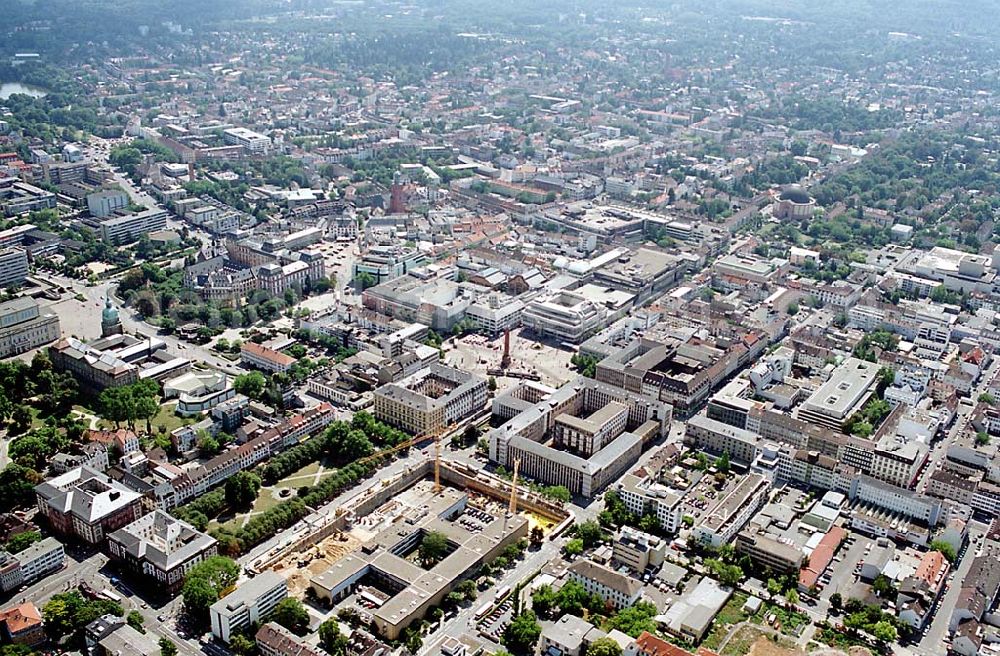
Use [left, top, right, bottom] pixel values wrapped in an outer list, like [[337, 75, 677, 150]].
[[0, 82, 48, 100]]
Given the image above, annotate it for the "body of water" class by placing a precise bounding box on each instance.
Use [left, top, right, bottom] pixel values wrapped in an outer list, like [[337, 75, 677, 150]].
[[0, 82, 48, 100]]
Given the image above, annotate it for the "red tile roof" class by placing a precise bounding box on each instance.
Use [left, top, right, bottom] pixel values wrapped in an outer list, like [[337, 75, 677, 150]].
[[634, 631, 717, 656], [799, 526, 846, 590], [0, 603, 42, 635], [241, 341, 296, 367], [915, 550, 949, 589]]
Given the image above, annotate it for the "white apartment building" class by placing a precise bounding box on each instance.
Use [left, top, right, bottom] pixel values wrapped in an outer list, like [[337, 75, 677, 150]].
[[616, 473, 684, 534], [693, 473, 770, 548], [0, 537, 65, 591], [99, 208, 168, 243], [223, 127, 272, 155], [0, 247, 28, 289], [566, 560, 642, 609], [210, 571, 287, 643]]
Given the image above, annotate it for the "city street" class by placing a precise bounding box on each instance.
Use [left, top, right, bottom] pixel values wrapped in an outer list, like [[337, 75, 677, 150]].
[[916, 522, 987, 655], [425, 540, 564, 654], [85, 137, 161, 208], [38, 274, 241, 374], [14, 547, 204, 655]]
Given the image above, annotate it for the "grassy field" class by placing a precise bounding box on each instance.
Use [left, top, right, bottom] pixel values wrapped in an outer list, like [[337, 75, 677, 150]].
[[721, 625, 800, 656], [152, 401, 195, 433], [749, 602, 811, 636], [208, 486, 295, 534], [272, 461, 321, 488], [701, 593, 750, 651]]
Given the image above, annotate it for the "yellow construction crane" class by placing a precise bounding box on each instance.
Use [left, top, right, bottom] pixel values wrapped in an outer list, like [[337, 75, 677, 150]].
[[351, 424, 446, 474], [509, 457, 521, 515]]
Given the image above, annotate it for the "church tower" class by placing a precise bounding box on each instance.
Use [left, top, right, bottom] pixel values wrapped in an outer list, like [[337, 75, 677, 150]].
[[101, 295, 123, 338]]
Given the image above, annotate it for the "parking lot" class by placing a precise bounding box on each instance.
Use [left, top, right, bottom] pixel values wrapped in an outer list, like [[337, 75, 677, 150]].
[[476, 596, 514, 643]]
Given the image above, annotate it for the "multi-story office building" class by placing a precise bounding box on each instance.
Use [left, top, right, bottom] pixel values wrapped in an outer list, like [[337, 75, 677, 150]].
[[522, 290, 605, 344], [597, 334, 765, 417], [210, 571, 287, 643], [590, 247, 687, 303], [869, 437, 928, 490], [0, 224, 36, 250], [311, 486, 527, 640], [552, 402, 630, 457], [352, 246, 426, 285], [99, 208, 168, 243], [684, 414, 759, 466], [734, 529, 803, 574], [711, 254, 788, 296], [108, 511, 218, 594], [464, 295, 524, 336], [0, 297, 60, 358], [362, 272, 472, 333], [797, 357, 880, 430], [374, 364, 487, 435], [612, 527, 666, 573], [86, 189, 129, 218], [222, 127, 272, 155], [490, 378, 670, 498], [0, 538, 65, 592], [0, 248, 28, 289], [0, 179, 56, 217]]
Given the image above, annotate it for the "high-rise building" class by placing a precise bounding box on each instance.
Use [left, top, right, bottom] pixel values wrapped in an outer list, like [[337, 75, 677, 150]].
[[0, 248, 28, 289]]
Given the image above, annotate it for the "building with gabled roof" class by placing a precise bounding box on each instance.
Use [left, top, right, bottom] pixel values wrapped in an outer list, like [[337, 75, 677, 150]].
[[108, 510, 218, 594], [35, 466, 146, 544], [0, 602, 44, 646], [627, 631, 720, 656], [256, 622, 327, 656], [566, 559, 642, 609], [240, 341, 296, 373]]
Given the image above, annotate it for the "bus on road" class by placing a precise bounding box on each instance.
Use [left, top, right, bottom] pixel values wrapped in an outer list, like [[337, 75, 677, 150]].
[[100, 589, 123, 603]]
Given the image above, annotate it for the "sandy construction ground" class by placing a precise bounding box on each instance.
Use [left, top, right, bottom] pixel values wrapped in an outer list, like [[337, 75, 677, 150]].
[[274, 531, 363, 597]]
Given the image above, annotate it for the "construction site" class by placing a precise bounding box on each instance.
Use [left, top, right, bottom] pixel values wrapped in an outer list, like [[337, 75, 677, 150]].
[[260, 433, 570, 640]]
